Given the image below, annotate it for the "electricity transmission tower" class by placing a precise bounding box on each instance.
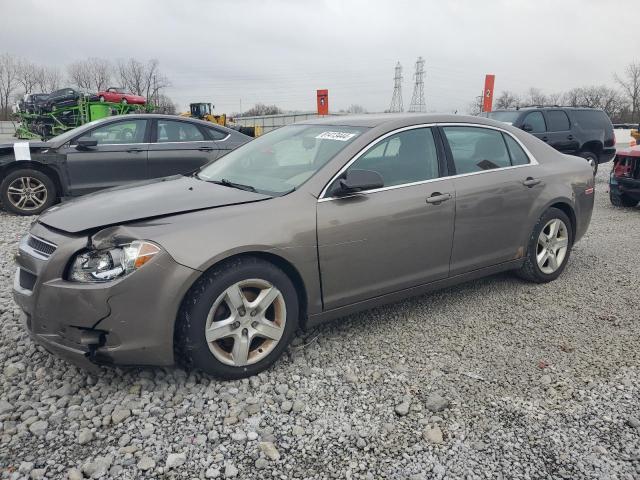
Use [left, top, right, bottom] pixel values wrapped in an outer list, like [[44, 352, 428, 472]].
[[408, 56, 426, 113], [389, 62, 403, 112]]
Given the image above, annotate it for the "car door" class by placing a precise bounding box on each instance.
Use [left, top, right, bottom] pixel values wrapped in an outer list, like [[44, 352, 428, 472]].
[[543, 110, 579, 153], [62, 119, 150, 195], [317, 126, 455, 310], [440, 125, 543, 275], [147, 119, 219, 178]]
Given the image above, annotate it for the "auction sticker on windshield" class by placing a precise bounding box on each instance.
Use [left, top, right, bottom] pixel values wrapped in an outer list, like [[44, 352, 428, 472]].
[[315, 131, 358, 141]]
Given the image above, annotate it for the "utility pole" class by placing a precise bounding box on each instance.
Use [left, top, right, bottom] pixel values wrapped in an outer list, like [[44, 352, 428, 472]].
[[408, 56, 426, 113], [389, 62, 403, 112]]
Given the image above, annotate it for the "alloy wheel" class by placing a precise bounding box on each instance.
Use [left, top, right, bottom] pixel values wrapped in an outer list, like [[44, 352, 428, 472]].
[[205, 279, 286, 367], [7, 177, 48, 211], [536, 219, 569, 274]]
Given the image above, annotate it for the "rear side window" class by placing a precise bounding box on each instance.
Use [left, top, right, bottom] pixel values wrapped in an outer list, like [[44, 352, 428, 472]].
[[546, 111, 571, 131], [157, 120, 205, 143], [573, 110, 611, 129], [206, 127, 228, 141], [522, 112, 546, 133], [503, 134, 530, 166], [443, 127, 511, 174]]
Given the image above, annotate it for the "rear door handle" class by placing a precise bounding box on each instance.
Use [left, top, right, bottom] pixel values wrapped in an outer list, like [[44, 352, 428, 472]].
[[198, 146, 215, 151], [522, 177, 541, 187], [426, 192, 452, 204], [541, 136, 549, 142], [567, 134, 574, 140], [126, 148, 144, 153]]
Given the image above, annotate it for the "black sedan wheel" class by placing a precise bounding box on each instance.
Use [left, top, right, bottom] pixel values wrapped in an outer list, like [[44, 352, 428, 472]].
[[1, 169, 56, 215]]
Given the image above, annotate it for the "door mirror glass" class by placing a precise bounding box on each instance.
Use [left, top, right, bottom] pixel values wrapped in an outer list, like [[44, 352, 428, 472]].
[[76, 137, 98, 148], [338, 169, 384, 194], [522, 123, 533, 132]]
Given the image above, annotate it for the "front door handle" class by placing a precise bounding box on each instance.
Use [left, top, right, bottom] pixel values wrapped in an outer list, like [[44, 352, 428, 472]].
[[126, 148, 144, 153], [426, 192, 452, 204], [523, 177, 541, 187], [541, 136, 549, 142], [567, 134, 574, 140], [198, 146, 215, 151]]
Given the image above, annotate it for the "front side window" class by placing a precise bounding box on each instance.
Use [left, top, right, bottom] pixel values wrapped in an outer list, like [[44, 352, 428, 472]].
[[342, 127, 439, 189], [197, 124, 365, 195], [443, 127, 511, 174], [81, 120, 147, 145], [157, 120, 205, 143], [522, 112, 546, 133]]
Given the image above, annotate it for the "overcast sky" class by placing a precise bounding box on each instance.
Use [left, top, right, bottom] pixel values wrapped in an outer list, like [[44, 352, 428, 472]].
[[2, 0, 637, 114]]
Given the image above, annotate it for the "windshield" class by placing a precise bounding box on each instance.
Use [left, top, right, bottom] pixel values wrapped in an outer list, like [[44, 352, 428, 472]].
[[197, 124, 366, 195], [488, 111, 521, 124]]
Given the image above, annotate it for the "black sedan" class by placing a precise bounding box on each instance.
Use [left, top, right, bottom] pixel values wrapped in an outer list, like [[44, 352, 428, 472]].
[[0, 114, 251, 215], [42, 88, 99, 112]]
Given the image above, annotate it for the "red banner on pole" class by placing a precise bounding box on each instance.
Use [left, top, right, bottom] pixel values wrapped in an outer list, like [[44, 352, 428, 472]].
[[482, 75, 495, 112], [317, 89, 329, 116]]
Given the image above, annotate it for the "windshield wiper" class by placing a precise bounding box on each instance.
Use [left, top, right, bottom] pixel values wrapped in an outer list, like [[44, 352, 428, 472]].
[[210, 178, 257, 192]]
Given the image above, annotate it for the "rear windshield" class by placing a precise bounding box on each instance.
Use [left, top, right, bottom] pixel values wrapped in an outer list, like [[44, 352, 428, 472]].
[[487, 111, 520, 124]]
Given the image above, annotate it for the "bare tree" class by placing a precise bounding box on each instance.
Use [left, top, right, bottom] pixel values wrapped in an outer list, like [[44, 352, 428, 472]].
[[117, 58, 169, 105], [67, 57, 112, 91], [615, 61, 640, 122], [466, 98, 482, 116], [494, 90, 521, 109], [546, 92, 563, 106], [35, 66, 62, 93], [525, 87, 547, 106], [0, 53, 19, 120], [16, 60, 40, 95], [346, 104, 366, 114], [154, 94, 177, 115], [240, 103, 282, 117]]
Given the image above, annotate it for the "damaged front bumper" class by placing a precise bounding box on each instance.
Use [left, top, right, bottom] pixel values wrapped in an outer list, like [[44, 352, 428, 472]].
[[12, 222, 199, 369]]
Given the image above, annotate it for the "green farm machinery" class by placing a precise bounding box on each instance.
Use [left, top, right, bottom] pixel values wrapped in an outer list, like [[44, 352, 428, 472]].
[[14, 97, 150, 140]]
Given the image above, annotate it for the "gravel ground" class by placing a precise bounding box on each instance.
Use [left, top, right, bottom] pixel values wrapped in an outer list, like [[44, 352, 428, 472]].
[[0, 169, 639, 480]]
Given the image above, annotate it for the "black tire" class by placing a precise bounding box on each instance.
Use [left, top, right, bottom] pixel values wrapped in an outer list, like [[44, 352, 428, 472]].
[[516, 207, 573, 283], [610, 191, 638, 207], [579, 151, 598, 175], [0, 168, 57, 216], [175, 256, 299, 379]]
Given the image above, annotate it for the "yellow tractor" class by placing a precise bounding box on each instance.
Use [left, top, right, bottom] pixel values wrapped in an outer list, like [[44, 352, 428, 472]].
[[181, 102, 227, 126]]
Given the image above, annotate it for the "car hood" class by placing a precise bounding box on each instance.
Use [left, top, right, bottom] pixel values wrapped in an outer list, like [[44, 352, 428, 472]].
[[0, 141, 51, 157], [38, 175, 271, 233]]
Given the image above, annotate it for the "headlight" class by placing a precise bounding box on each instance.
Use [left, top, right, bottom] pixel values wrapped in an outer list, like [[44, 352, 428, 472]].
[[69, 240, 160, 283]]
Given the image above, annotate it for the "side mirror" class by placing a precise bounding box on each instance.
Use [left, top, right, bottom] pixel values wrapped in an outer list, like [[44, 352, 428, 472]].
[[522, 124, 533, 132], [337, 169, 384, 195], [76, 137, 98, 149]]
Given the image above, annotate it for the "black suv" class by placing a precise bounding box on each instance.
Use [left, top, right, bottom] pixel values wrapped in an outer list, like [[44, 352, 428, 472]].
[[486, 107, 616, 174]]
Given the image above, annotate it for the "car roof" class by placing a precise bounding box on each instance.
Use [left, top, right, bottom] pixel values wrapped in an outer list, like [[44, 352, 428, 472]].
[[97, 114, 228, 129], [299, 113, 504, 129]]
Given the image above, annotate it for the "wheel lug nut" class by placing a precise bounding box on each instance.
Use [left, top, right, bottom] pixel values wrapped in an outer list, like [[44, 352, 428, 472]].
[[250, 310, 257, 317], [251, 321, 258, 328], [242, 328, 248, 335], [232, 321, 240, 329], [238, 308, 246, 317]]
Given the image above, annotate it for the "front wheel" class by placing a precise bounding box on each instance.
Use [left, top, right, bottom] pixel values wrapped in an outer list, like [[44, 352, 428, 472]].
[[175, 257, 299, 379], [516, 208, 573, 283], [0, 169, 57, 216]]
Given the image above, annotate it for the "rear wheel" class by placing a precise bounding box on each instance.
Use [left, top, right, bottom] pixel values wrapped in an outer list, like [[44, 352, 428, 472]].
[[175, 257, 299, 379], [0, 169, 57, 216], [579, 151, 598, 175], [610, 191, 638, 207], [517, 208, 573, 283]]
